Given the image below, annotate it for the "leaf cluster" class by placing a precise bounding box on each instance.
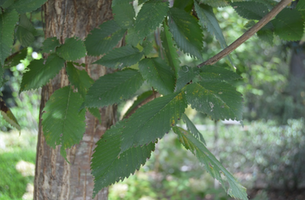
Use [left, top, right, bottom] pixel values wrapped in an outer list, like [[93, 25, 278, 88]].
[[1, 0, 304, 199]]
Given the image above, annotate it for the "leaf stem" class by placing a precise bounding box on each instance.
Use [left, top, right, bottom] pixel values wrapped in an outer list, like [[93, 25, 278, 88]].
[[197, 0, 293, 67]]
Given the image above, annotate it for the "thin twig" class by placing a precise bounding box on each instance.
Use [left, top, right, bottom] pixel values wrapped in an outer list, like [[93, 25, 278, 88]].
[[197, 0, 293, 67]]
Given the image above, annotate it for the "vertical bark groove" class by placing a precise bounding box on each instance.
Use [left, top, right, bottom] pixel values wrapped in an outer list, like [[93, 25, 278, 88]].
[[34, 0, 115, 199]]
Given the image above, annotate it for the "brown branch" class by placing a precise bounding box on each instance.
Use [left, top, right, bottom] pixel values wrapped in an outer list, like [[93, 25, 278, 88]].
[[197, 0, 293, 67], [123, 91, 160, 119]]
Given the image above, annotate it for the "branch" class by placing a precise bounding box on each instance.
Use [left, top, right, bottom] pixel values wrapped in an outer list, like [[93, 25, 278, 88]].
[[197, 0, 293, 67]]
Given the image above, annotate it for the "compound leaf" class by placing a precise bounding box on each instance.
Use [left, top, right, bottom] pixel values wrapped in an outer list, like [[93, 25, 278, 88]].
[[181, 113, 205, 145], [16, 14, 36, 46], [173, 126, 248, 200], [41, 37, 60, 53], [199, 0, 244, 7], [132, 0, 168, 45], [91, 121, 155, 197], [230, 1, 269, 20], [194, 2, 227, 50], [138, 58, 175, 95], [199, 66, 241, 82], [66, 62, 94, 98], [184, 81, 243, 120], [56, 37, 86, 61], [161, 23, 180, 78], [273, 8, 304, 41], [168, 7, 203, 59], [112, 0, 135, 29], [175, 66, 200, 92], [94, 45, 143, 69], [42, 86, 86, 159], [85, 69, 143, 108], [20, 54, 65, 92], [0, 10, 19, 65], [11, 0, 47, 13], [85, 20, 126, 56], [121, 92, 187, 152]]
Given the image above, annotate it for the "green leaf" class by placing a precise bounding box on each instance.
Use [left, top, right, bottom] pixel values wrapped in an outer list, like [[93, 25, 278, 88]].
[[123, 90, 155, 118], [85, 20, 126, 56], [0, 65, 3, 87], [112, 0, 135, 29], [4, 48, 27, 69], [20, 54, 65, 92], [194, 2, 228, 50], [16, 14, 36, 46], [256, 22, 274, 44], [181, 113, 205, 145], [168, 7, 203, 59], [94, 45, 143, 69], [184, 81, 243, 120], [91, 121, 155, 197], [199, 0, 244, 7], [0, 0, 14, 9], [138, 58, 175, 95], [297, 0, 305, 11], [230, 1, 269, 20], [132, 0, 168, 44], [56, 37, 86, 61], [11, 0, 47, 13], [173, 0, 193, 12], [85, 69, 144, 108], [0, 10, 19, 65], [42, 86, 86, 159], [66, 62, 94, 98], [175, 66, 200, 92], [0, 97, 21, 131], [121, 92, 187, 152], [161, 23, 180, 78], [88, 107, 102, 124], [273, 8, 304, 41], [173, 126, 248, 200], [199, 66, 241, 82], [41, 37, 60, 53]]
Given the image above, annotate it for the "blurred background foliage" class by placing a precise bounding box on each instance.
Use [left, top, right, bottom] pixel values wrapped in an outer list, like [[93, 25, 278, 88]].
[[1, 4, 305, 200]]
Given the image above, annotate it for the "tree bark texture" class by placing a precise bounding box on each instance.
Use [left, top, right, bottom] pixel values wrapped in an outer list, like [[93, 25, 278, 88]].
[[34, 0, 116, 199]]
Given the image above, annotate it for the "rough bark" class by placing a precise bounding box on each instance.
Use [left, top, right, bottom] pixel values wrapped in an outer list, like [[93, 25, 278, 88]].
[[34, 0, 116, 199]]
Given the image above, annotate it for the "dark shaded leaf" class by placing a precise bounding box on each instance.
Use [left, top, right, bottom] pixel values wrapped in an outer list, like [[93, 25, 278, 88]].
[[86, 69, 144, 108]]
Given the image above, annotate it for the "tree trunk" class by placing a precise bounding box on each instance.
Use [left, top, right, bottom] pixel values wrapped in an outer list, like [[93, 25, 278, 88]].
[[34, 0, 116, 199]]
